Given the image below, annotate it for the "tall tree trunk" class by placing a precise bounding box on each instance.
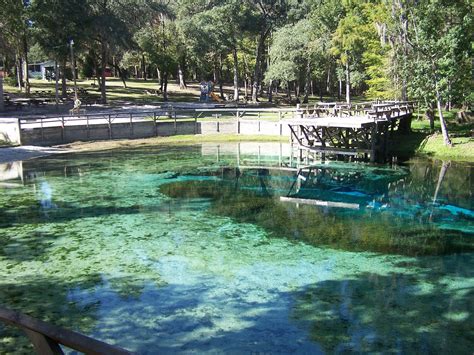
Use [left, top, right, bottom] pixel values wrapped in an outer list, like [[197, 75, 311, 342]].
[[326, 66, 331, 95], [252, 29, 269, 102], [446, 80, 452, 111], [218, 54, 224, 99], [436, 95, 451, 146], [54, 61, 59, 105], [0, 75, 4, 111], [134, 65, 138, 78], [23, 37, 30, 95], [244, 75, 248, 99], [100, 41, 107, 104], [345, 60, 351, 104], [112, 56, 117, 77], [268, 80, 273, 103], [16, 55, 23, 91], [162, 71, 168, 101], [433, 64, 451, 146], [425, 101, 435, 132], [178, 63, 186, 89], [232, 46, 239, 101], [116, 66, 127, 88], [61, 60, 67, 98], [141, 54, 147, 80], [303, 60, 311, 103], [338, 78, 342, 101]]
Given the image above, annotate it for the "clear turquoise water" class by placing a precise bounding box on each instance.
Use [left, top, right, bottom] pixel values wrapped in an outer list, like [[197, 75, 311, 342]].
[[0, 143, 473, 354]]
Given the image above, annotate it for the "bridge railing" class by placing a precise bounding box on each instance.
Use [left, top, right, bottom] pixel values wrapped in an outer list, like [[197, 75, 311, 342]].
[[0, 305, 131, 354], [299, 101, 414, 120]]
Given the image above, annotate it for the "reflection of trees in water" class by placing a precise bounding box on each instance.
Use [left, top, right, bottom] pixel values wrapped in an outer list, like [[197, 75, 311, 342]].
[[161, 176, 473, 256], [291, 258, 474, 353]]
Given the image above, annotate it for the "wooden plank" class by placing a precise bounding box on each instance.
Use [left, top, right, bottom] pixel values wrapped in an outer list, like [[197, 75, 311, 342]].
[[280, 196, 360, 210], [298, 145, 371, 155], [195, 108, 297, 112], [284, 117, 375, 129]]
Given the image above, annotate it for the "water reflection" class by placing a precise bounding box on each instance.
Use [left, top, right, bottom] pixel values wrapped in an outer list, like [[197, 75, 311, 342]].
[[160, 157, 472, 255], [0, 143, 472, 353]]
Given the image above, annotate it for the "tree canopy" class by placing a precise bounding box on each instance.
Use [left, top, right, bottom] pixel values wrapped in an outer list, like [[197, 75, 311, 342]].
[[0, 0, 472, 116]]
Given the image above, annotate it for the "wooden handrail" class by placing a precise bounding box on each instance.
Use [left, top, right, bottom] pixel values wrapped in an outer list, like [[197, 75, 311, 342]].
[[0, 306, 132, 355]]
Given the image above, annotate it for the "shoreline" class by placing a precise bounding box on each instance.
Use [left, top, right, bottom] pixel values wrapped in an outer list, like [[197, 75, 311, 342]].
[[0, 132, 471, 164], [0, 134, 287, 164]]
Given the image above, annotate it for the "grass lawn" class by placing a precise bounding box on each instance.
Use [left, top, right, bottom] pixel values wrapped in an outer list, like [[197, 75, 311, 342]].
[[393, 109, 473, 162], [4, 78, 350, 107], [3, 78, 472, 161], [4, 78, 202, 104], [58, 134, 288, 152]]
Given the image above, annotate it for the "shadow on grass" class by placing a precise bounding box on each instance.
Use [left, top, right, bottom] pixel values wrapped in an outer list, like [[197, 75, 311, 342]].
[[389, 131, 431, 159]]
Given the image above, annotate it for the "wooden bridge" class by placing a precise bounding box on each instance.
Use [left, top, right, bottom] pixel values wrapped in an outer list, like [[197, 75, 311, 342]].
[[283, 101, 414, 162]]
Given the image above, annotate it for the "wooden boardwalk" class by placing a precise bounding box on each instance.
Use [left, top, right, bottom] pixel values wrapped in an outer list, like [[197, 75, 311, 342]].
[[283, 101, 414, 162]]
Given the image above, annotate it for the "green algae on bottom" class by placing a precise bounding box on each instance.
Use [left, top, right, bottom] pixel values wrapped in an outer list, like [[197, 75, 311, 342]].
[[159, 172, 473, 256], [0, 142, 472, 353]]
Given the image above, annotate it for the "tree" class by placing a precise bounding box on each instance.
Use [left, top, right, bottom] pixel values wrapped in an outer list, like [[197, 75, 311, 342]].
[[331, 0, 370, 103], [1, 0, 31, 93], [30, 0, 90, 97], [246, 0, 288, 102], [399, 0, 473, 146], [265, 20, 310, 100]]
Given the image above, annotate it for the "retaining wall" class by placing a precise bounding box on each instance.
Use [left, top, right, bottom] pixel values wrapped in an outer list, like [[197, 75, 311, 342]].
[[18, 119, 291, 146], [0, 118, 21, 145]]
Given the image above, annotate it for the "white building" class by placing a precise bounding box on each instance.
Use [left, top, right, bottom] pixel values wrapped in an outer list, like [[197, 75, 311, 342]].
[[28, 60, 55, 80]]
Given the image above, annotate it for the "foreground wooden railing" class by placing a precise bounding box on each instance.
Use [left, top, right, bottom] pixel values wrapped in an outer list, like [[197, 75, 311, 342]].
[[0, 306, 132, 355]]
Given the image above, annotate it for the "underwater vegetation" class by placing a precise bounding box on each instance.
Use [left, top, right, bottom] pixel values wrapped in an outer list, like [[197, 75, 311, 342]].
[[160, 164, 473, 256], [0, 144, 472, 353]]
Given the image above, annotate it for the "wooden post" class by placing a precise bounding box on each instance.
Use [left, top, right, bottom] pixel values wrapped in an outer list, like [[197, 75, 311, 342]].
[[61, 116, 65, 142], [174, 110, 177, 134], [86, 115, 90, 139], [154, 112, 158, 136], [41, 118, 44, 143], [194, 113, 197, 134], [17, 118, 22, 145], [370, 123, 377, 162], [129, 113, 133, 137], [108, 114, 112, 139]]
